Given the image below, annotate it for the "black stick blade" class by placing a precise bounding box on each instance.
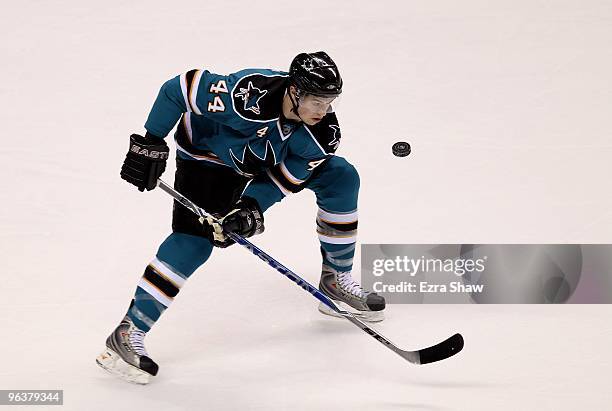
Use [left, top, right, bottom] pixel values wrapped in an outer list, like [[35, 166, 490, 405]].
[[417, 333, 464, 364]]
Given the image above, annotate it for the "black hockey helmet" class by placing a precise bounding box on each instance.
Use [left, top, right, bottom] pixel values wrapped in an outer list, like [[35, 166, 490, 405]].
[[289, 51, 343, 97]]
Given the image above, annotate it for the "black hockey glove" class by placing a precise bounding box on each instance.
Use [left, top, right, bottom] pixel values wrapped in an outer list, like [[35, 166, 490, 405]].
[[201, 196, 264, 248], [120, 133, 169, 191]]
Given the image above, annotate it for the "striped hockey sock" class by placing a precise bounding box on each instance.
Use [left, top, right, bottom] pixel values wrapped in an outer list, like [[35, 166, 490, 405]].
[[316, 207, 358, 273], [127, 257, 187, 332]]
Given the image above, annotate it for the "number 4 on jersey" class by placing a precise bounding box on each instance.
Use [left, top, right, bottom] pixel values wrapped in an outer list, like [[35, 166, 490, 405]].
[[208, 80, 228, 113], [209, 80, 228, 94], [307, 159, 326, 171], [208, 96, 225, 113]]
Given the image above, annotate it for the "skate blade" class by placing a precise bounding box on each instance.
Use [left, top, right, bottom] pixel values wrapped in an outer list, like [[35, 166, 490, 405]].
[[96, 349, 152, 385], [318, 301, 385, 323]]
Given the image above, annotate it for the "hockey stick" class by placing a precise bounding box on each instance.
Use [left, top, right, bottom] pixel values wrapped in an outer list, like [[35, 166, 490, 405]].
[[156, 178, 464, 365]]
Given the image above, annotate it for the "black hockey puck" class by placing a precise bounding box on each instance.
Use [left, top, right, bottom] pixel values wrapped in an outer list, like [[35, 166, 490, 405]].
[[392, 141, 411, 157]]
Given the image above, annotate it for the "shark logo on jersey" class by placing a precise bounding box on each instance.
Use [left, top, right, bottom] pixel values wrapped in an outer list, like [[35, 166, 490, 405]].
[[229, 140, 277, 177], [234, 81, 268, 115], [328, 125, 340, 150]]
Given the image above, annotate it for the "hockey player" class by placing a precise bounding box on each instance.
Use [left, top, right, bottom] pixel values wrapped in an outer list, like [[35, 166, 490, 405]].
[[97, 52, 385, 384]]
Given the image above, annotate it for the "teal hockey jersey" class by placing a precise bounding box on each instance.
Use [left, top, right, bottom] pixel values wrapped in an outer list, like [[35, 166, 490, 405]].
[[144, 68, 341, 179]]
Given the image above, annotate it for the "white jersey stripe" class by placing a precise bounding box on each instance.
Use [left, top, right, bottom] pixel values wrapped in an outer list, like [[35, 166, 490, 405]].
[[179, 73, 192, 113], [175, 142, 227, 165], [280, 161, 304, 184], [189, 70, 203, 115], [184, 112, 193, 144], [266, 169, 291, 196]]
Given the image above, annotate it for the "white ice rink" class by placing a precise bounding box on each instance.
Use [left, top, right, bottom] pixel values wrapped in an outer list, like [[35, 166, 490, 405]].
[[2, 1, 612, 409]]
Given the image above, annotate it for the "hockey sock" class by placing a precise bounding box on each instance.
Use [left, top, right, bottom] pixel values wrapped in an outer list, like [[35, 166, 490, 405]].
[[127, 233, 213, 332], [316, 208, 358, 273], [320, 243, 356, 272]]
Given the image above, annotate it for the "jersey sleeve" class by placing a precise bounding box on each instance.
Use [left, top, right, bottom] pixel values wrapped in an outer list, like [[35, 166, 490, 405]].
[[267, 113, 341, 193], [144, 69, 234, 138], [144, 68, 287, 138], [245, 113, 342, 204]]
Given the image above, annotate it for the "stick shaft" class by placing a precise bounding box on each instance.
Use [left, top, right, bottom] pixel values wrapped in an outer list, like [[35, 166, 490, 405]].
[[156, 178, 463, 365]]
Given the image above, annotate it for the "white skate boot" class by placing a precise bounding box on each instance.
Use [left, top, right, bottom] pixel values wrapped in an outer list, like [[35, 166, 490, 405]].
[[318, 265, 385, 322], [96, 315, 159, 384]]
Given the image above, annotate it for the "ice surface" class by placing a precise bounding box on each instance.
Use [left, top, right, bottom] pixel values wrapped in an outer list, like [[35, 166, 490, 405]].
[[1, 1, 611, 409]]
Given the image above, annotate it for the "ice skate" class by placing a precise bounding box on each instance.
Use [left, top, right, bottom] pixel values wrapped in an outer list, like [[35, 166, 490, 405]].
[[96, 315, 159, 385], [318, 265, 386, 322]]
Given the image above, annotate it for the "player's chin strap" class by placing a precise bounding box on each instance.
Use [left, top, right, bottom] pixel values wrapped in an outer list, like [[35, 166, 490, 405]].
[[288, 87, 305, 122]]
